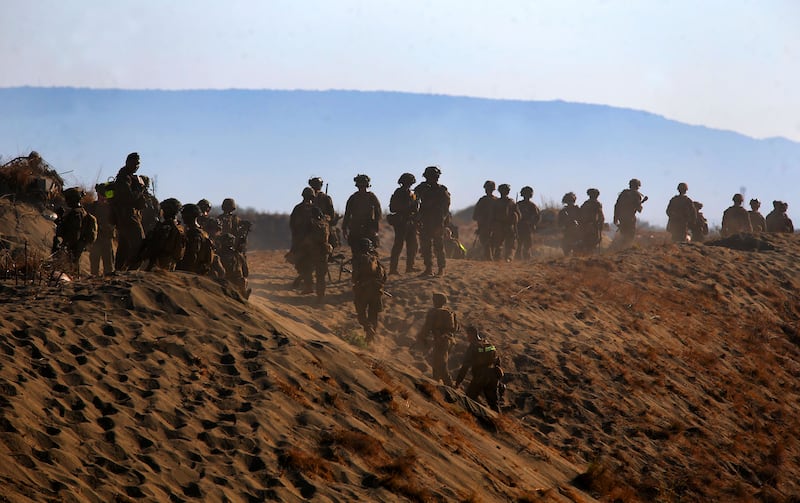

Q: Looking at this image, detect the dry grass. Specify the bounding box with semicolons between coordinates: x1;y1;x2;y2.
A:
375;449;433;502
277;447;335;481
320;428;383;460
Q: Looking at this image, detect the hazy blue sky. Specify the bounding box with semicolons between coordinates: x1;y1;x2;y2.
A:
3;0;799;141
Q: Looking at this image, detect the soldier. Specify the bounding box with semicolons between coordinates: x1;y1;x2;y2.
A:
87;186;115;276
690;201;709;242
558;192;582;256
721;193;753;236
388;172;420;274
472;181;497;260
489;184;520;261
579;188;604;254
415;292;459;386
218;197;250;254
309;176;340;251
613;178;647;247
342;174;382;253
139;198;185;271
515;185;540;260
749;199;767;233
139;176;161;235
415;166;451;276
197;199;218;235
351;238;387;343
111;152;146;271
666;182;697;243
52;187;97;276
454;325;503;413
766;201;794;233
176;203;216;275
289;188;316;290
300;207;331;300
217;232;251;299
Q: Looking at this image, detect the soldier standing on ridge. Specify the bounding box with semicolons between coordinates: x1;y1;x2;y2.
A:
749;199;767;233
472;181;497;260
489;184;520;261
111;152;146;270
690;201;709;242
289;188;317;292
415;292;459;386
415;166;451;276
721;193;753;236
342;174;382;253
558;192;582;256
613;178;646;247
197;199;218;236
87;186;115;276
176;203;216;276
309;176;340;251
139;197;185;271
666;182;697;243
766;201;794;233
53;187;97;277
579;188;604;254
388;172;420;275
515;185;540;260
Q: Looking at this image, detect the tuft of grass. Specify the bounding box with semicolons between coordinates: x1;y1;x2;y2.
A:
273;376;312;407
320;428;382;459
375;449;433;502
277;448;335;481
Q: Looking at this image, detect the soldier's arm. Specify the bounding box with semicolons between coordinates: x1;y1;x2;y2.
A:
454;348;473;387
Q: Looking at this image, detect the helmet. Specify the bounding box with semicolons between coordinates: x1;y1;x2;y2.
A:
498;184;511;195
562;192;577;204
308;177;323;189
587;188;600;198
397;172;416;185
629;178;641;189
677;182;688;193
217;233;236;248
750;198;760;209
483;180;496;190
63;187;84;207
432;292;447;307
423;166;441;179
160;198;182;218
773;200;782;209
222;198;236;212
354;174;371;187
732;193;744;204
125;152;140;166
302;187;315;200
357;237;374;253
520;186;533;198
197;199;212;212
181;203;201;221
693;201;704;210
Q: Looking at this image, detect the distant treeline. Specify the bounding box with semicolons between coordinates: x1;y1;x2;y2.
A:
233;209;291;250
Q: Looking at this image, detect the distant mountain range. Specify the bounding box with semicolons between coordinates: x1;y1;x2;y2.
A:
1;87;798;227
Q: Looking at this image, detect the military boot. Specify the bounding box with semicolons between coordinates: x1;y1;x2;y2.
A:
436;266;446;277
420;266;434;277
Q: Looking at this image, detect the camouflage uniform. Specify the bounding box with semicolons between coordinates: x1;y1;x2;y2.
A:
454;326;502;413
217;233;251;299
139;198;185;271
111;153;146;271
766;201;794;233
416;293;458;386
558;193;582;256
666;183;696;243
489;184;520;261
579;188;604;254
721;194;753;236
415;167;451;276
176;204;216;275
352;238;387;342
87;191;115;276
53;188;97;276
342;175;382;253
690;202;709;242
515;186;540;260
290;189;329;298
748;199;767;233
613;179;645;246
388;173;419;274
472;181;497;260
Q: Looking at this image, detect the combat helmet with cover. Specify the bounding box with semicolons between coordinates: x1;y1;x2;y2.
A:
308;177;324;190
397;172;416;186
181;203;201;223
63;187;84;208
629;178;641;190
562;192;577;204
520;186;534;198
498;184;511;195
483;180;496;191
222;198;237;212
160;198;182;219
423;166;441;180
197;199;212;213
354;174;371;187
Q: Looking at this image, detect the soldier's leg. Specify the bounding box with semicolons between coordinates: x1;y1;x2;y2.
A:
101;239;115;275
405;224;418;272
314;256;327;298
89;243;101;276
389;224;404;274
504;228;517;261
419;228;433;274
432;227;446;272
354;291;368;328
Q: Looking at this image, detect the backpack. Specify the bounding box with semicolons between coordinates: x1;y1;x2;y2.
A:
60;207;97;250
80;211;98;247
474;339;498;367
352;252;386;290
181;227;214;275
431;308;457;334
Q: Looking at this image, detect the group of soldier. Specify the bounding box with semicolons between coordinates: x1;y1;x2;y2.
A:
51;152;252;298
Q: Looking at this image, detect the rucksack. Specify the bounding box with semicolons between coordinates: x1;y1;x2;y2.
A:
60;208;97;249
431;307;457;334
474;339;497;367
352;252;386;290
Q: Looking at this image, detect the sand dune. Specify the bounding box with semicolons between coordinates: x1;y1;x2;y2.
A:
2;206;800;501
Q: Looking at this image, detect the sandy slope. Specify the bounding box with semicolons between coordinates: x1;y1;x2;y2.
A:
2;205;800;501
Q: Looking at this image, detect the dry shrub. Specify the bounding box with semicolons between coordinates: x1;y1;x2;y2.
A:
278;448;335;481
572;458;636;500
376;449;432;502
273;376;311;407
407;413;438;432
415;381;446;406
321;428;382;459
